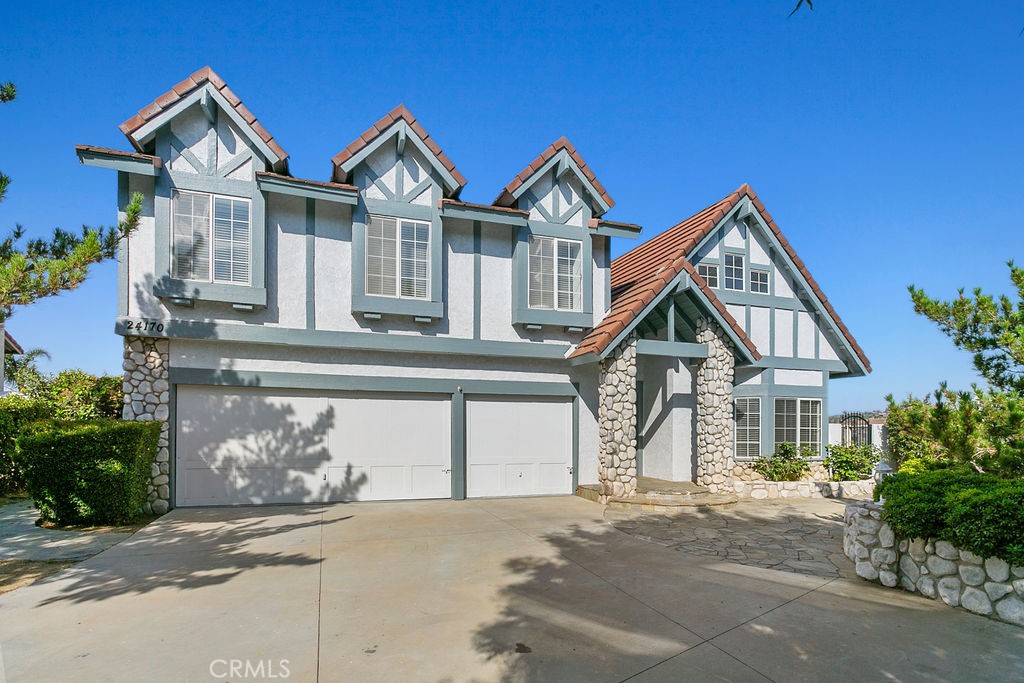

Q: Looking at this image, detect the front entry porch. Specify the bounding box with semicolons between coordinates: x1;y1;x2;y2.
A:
577;475;738;512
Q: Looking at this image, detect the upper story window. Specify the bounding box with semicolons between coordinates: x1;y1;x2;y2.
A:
724;253;744;290
750;269;769;294
697;263;719;288
528;235;582;311
172;190;250;285
366;215;430;300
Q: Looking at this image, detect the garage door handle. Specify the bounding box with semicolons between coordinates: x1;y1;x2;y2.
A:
567;466;574;474
442;468;452;474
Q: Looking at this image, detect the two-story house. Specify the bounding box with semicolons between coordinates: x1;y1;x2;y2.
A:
77;67;869;513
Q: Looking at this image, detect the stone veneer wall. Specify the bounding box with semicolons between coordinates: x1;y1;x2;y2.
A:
694;320;735;494
734;477;874;500
597;335;638;502
122;337;171;515
844;501;1024;627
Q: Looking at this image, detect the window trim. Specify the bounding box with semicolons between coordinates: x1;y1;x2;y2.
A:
151;131;268;308
773;397;823;458
749;268;769;295
351;198;444;319
697;263;719;288
512;221;593;329
724;253;745;291
734;397;761;460
527;235;583;313
171;190;253;287
364;214;432;301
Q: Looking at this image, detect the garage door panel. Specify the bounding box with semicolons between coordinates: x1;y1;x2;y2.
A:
177;387;451;506
466;397;572;498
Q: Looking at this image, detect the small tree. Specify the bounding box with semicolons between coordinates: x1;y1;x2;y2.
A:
909;263;1024;394
0;80;143;321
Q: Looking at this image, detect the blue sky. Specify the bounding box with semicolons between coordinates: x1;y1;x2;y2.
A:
1;1;1021;412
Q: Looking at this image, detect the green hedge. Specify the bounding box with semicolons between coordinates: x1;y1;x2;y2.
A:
823;443;878;481
0;395;51;494
876;469;1024;566
15;419;160;525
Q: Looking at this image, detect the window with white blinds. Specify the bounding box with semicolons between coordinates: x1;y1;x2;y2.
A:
734;397;761;460
774;397;822;456
528;236;582;311
366;215;430;299
172;190;250;285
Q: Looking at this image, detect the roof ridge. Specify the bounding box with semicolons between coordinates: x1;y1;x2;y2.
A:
493;137;615;215
119;66;288;166
330;104;466;190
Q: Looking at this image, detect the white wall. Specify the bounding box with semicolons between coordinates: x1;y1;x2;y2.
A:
638;357;696;482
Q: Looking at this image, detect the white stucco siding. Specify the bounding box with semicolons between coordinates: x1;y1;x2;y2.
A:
774;309;794;357
479;230;516;342
125;175;164;319
820;329;841;361
774;268;795;299
313;202;357;331
774;369;823;387
363;142;398;196
735;368;763;386
168;105;207;174
216;117;253;180
268;194;307;329
592;236;608;316
726;304;746;333
797;311;816;359
444;221;475;339
638;358;696;482
749;228;771;266
724;220;745;248
402;146;429;194
749;306;771;354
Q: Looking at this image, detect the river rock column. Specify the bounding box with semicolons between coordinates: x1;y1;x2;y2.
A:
598;334;638;502
122;336;171;515
695;319;735;494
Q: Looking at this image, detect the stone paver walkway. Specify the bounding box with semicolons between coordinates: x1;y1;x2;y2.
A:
0;500;135;561
606;496;854;578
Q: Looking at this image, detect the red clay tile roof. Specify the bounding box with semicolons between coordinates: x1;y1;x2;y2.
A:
4;330;23;355
438;198;529;217
569;184;871;373
255;171;358;193
494;137;615;216
330;105;466;191
119;66;289;166
74;144;163;170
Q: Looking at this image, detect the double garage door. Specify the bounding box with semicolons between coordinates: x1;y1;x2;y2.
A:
175;386;573;506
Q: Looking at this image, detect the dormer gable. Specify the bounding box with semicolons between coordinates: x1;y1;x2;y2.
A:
331;105;465;199
494;137;614;222
119;66;288;175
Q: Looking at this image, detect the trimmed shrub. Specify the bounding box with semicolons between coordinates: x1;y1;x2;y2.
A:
15;419;160;525
0;394;51;493
945;482;1024;566
823;443;878;481
44;370;122;421
751;442;813;482
876;468;1024;565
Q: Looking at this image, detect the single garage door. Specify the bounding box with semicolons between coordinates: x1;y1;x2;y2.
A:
466;397;573;497
175;386;451;506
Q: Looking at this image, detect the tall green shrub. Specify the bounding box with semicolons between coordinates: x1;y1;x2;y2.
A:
44;370;121;420
823;443;878;481
0;393;49;493
16;419;159;525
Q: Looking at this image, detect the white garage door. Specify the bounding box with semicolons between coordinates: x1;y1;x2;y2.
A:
175;387;451;506
466;397;573;498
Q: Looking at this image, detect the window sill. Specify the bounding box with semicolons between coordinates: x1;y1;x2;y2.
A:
352;292;443;319
153;278;267;307
513;307;593;329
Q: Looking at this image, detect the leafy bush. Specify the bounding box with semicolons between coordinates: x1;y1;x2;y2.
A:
876;468;1024;565
751;442;812;481
0;394;50;493
43;370;121;421
15;419;160;525
823;443;878;481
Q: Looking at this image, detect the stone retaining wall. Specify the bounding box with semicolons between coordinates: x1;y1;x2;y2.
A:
122;336;171;515
844;501;1024;627
734;478;874;500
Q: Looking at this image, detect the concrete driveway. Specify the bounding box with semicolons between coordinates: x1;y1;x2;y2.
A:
0;496;1021;682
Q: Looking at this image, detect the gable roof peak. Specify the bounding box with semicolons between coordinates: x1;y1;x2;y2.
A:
493;137;615;216
331;104;466;194
119;66;288;170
